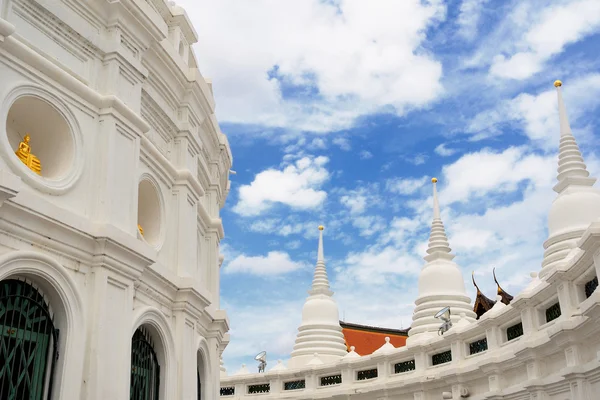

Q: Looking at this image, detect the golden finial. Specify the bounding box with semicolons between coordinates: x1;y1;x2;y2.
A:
15;134;41;175
138;224;144;236
318;225;324;231
431;177;438;183
554;80;562;87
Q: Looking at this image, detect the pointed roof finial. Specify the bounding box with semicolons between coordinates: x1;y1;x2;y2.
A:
310;225;332;295
432;177;440;219
493;268;514;305
553;80;595;193
425;178;451;258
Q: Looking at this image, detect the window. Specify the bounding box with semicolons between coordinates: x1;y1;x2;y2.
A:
247;384;269;394
220;387;235;396
469;338;488;355
394;359;416;373
320;374;342;386
432;350;452;366
0;279;59;400
506;322;524;341
545;302;561;323
585;277;598;298
356;368;378;380
284;380;305;390
130;327;160;400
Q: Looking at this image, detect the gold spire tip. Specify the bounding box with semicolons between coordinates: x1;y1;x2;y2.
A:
431;177;438;183
554;80;562;87
318;225;324;231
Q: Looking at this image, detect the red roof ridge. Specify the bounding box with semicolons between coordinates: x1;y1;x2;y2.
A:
339;321;409;336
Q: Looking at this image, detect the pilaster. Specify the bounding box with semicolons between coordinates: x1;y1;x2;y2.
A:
557;281;578;317
91;115;139;234
173;310;197;399
172;185;198;278
83;269;136;399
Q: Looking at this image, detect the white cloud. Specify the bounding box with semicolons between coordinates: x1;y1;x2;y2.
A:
466;73;600;149
351;216;387;237
234;155;330;216
440;146;554;204
225;251;308;276
338;245;422;286
457;0;489;40
175;0;446;133
332;137;352;151
386;177;427;195
489;0;600;80
406;153;428;165
359;150;373;159
435;143;459;157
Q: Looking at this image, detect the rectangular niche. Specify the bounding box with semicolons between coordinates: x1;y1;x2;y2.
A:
469;337;488;355
320;374;342;386
432;350;452;366
220;387;235;396
247;383;270;394
506;322;524;341
545;302;562;323
284;380;305;391
356;368;378;381
585;276;598;298
394;359;416;374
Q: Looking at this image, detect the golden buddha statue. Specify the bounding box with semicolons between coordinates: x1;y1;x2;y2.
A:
138;224;144;236
15;134;41;175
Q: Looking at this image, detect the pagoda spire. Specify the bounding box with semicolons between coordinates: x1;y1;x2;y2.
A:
310;225;332;295
553;80;596;193
541;81;600;277
425;177;451;259
408;178;476;342
288;225;347;368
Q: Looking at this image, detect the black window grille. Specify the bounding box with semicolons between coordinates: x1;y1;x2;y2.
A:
130;327;160;400
197;370;202;400
506;322;524;341
220;387;235;396
545;302;561;323
320;374;342;386
585;276;598;298
469;338;488;355
284;380;305;390
356;368;378;380
248;384;270;394
0;279;59;400
394;359;416;373
432;350;452;366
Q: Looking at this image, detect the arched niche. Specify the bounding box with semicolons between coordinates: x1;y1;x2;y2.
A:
0;251;85;400
131;307;177;400
1;85;83;194
197;338;213;400
137;176;164;249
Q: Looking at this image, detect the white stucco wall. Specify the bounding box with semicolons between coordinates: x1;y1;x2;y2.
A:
220;225;600;400
0;0;232;398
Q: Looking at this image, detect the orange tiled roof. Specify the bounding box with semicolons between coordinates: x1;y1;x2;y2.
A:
340;321;408;356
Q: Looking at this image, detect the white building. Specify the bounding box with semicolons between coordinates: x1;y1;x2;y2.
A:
0;0;231;399
220;81;600;399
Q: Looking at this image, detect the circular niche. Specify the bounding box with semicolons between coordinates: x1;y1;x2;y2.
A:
137;179;163;247
6;96;75;180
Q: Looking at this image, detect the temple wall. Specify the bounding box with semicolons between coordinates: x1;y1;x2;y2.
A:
0;0;232;398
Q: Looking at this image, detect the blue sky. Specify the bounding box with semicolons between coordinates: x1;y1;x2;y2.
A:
175;0;600;372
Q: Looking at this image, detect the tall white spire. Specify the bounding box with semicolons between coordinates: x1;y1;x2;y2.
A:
541;81;600;277
310;226;332;295
288;226;347;369
408;178;476;343
425;178;451;259
553;80;595;193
